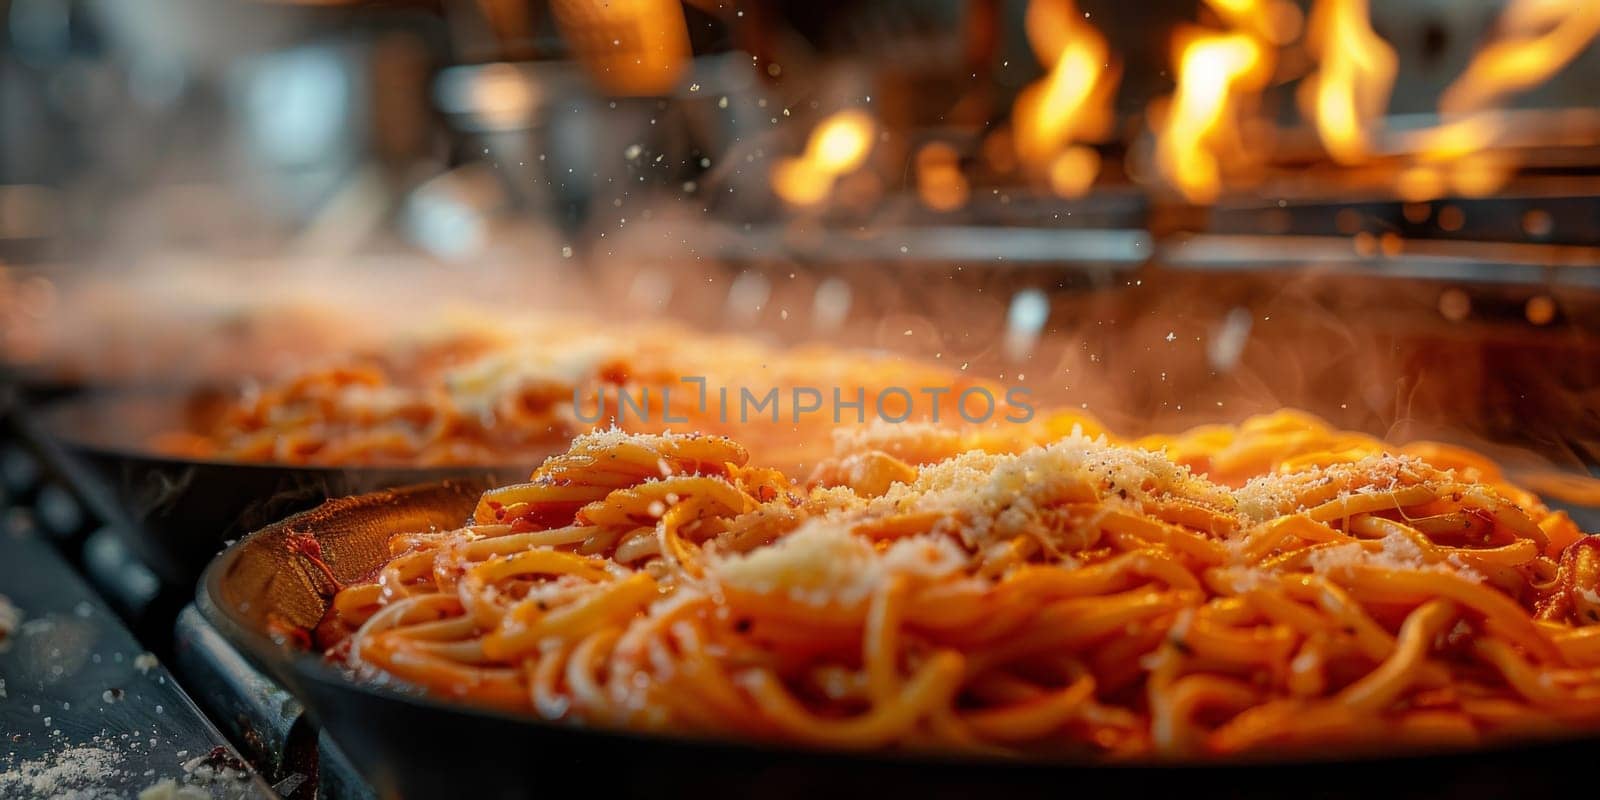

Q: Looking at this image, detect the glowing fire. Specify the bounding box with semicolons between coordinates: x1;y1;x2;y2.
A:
1204;0;1304;46
1395;125;1515;201
809;112;876;174
1407;115;1504;164
1155;30;1268;203
771;110;877;207
1145;0;1600;201
1301;0;1397;164
550;0;691;96
1012;0;1117;197
915;142;970;212
1394;0;1600;199
778;0;1596;206
1439;0;1600;114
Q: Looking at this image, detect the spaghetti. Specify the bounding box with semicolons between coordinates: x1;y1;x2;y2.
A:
155;323;995;472
310;414;1600;758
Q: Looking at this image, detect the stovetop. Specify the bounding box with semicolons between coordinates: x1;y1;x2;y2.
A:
0;399;373;800
0;518;278;798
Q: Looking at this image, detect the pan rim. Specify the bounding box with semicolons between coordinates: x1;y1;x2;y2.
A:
35;388;542;475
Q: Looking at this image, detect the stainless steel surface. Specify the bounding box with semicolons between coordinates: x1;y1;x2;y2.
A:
0;520;272;798
173;606;310;786
173;605;378;799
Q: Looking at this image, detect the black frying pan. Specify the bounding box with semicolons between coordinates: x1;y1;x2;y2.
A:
34;390;532;586
1;362;95;404
199;484;1597;800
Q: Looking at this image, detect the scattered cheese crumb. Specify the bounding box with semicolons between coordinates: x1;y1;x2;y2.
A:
137;778;210;800
0;746;123;799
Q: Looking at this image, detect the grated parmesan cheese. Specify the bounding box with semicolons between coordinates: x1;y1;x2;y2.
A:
137;778;211;800
1306;530;1483;582
561;426;731;456
881;535;968;579
443;335;619;416
710;523;966;605
615;429;1523;606
858;432;1238;550
1235;454;1440;524
0;746;123;800
828;422;967;464
711;520;881;605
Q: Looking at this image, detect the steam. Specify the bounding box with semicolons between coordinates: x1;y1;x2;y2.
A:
0;251;598;388
592;217;1600;483
4;0;1597;500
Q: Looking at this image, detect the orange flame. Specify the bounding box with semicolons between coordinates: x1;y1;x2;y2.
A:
1155;30;1268;203
550;0;691;96
1396;0;1600;200
1394;121;1515;201
772;110;877;207
1408;115;1505;164
808;112;876;174
1440;0;1600;114
1012;0;1118;197
1300;0;1397;164
1205;0;1304;45
915;143;971;212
